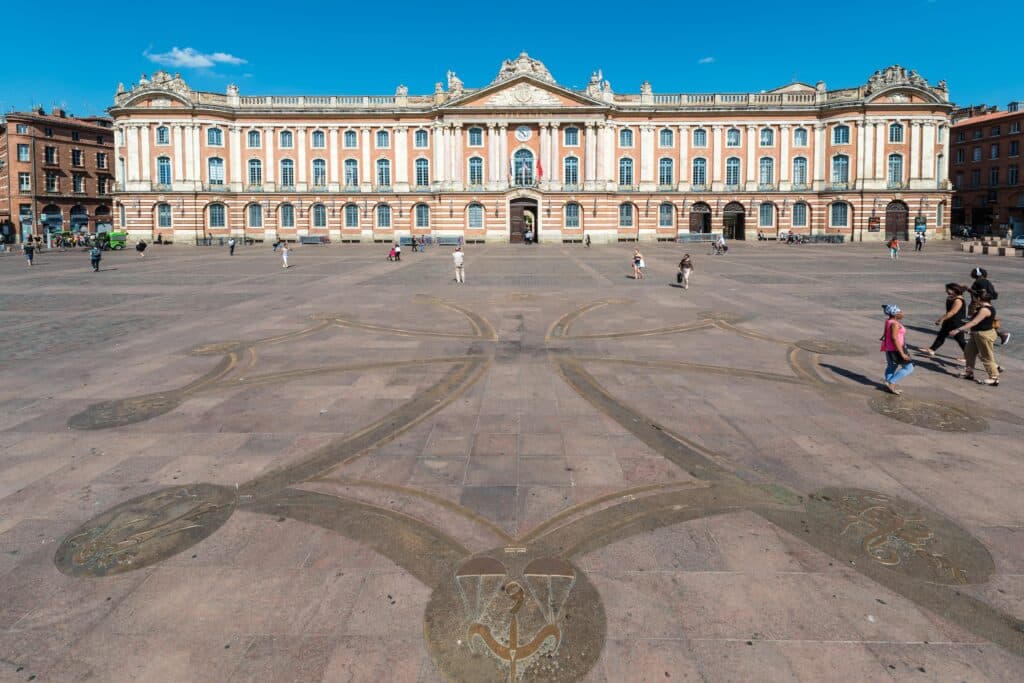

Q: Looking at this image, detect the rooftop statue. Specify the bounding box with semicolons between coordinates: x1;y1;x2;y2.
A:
493;52;555;84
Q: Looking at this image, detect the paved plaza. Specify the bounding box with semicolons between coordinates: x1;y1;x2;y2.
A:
0;239;1022;682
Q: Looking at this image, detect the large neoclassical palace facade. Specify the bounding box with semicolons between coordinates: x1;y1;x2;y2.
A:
110;54;953;244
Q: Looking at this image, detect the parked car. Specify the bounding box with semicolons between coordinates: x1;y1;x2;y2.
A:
1011;235;1024;248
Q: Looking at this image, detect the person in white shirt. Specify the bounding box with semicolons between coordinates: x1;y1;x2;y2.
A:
452;246;465;284
281;244;290;268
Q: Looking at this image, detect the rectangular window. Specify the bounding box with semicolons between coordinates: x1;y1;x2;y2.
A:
18;173;31;191
692;129;707;147
376;130;390;148
973;130;983;139
97;134;104;144
726;129;741;147
414;130;428;148
990;143;999;159
16;124;28;134
97;152;107;169
791;203;807;227
972;147;982;162
565;203;580;228
71;149;83;166
659;129;674;147
1010;122;1021;133
1008;165;1019;185
17;144;29;161
970;169;980;187
990;167;999;186
44;147;57;164
45;127;54;137
954;149;964;164
991;126;1001;136
468;128;483;146
832;126;850;145
955;131;965;142
1010;141;1019;157
46;173;58;191
759;128;773;146
564;127;579;146
792;128;808;146
955;173;963;188
74;174;85;193
344;130;357;148
71;131;80;141
311;131;326;148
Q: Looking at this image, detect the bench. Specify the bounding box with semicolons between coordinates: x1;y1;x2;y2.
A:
436;236;463;246
300;235;330;245
676;234;715;243
398;236;417;246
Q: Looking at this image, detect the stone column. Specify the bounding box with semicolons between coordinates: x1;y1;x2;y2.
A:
328;127;339;187
265;127;276;186
451;123;463;189
361;127;372;191
394;126;409;191
139;124;151;183
678;125;689;188
486;123;498;189
296;127;307;188
874;122;885;180
921;122;936;179
744;125;756;190
639;123;655;190
433;123;446;188
126;123;140;184
498;123;508;189
191;125;201;189
538;122;550;189
863;122;875;183
711;125;723;189
910;121;922;180
779;124;790;188
584;122;597;188
855;122;866;190
172;125;183;182
229;125;242;190
549;123;560;185
812;123;826;189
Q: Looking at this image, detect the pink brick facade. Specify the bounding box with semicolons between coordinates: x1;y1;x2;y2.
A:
108;57;953;244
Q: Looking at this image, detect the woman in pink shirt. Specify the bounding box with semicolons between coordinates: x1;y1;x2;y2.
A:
880;304;914;395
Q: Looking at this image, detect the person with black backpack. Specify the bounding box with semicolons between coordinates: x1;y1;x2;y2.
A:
89;244;102;272
970;267;1010;346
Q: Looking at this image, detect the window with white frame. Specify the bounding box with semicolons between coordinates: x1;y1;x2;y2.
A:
972;146;982;161
344;130;357;148
468;157;483;186
759;157;774;186
725;157;741;186
415;203;430;227
377;204;391;228
157;157;171;185
659;128;674;147
792;157;808;186
248;159;262;186
376;159;391;187
248;203;263;228
619;128;634;147
311;130;326;148
248;130;261;148
207;127;223;146
760;128;774;146
157;203;172;228
889;123;904;143
376;130;390;148
830;202;849;227
280;203;295;228
344;203;359;227
793;128;808;146
279;130;293;148
156;126;170;145
831;154;849;183
468;203;484;228
565;202;580;228
73;174;85;193
726;128;741;146
692;128;707;147
692;158;707;186
564;157;579;186
887;154;903;186
659;202;674;227
414;130;428;148
16;124;28;134
312;204;326;228
415;158;430;187
344;159;358;187
1010;141;1019;156
208;157;225;185
468;127;483;147
17;144;29;162
208;203;226;227
619;158;634;186
312;159;327;187
832;124;850;145
618;203;634;227
658;158;673;186
792;202;808;227
564;127;579;146
279;159;294;187
759;203;774;227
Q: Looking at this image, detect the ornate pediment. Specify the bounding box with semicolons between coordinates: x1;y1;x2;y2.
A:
483;82;564;107
116;70;194;107
864;65;947;102
491;52;555;85
447;75;601;110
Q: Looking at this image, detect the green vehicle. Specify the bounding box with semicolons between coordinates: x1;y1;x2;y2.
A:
106;231;128;250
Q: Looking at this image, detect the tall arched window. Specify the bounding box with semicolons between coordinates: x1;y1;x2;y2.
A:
279;203;295;228
468;203;484;229
376;159;391;188
312;159;327;187
376;204;391;228
564;156;579;186
156;126;170;145
279;130;293;148
659;128;674;147
792;157;808;186
248;203;262;228
157;156;171;185
759;157;774;186
831;155;850;184
208;203;226;227
888;153;904;187
619;128;634;147
513;149;534;186
208;157;225;185
248;159;262;186
415;203;430;228
343;130;357;148
415;158;430;187
618;158;634;187
564;127;579;146
279;159;295;187
659;202;674;227
247;130;261;148
830;202;850;227
692;158;707;187
344;203;359;228
311;130;326;148
468;157;483;186
725;157;741;186
658;158;674;186
207;127;223;146
692;128;707;147
759;203;775;227
618;203;634;227
311;204;326;228
565;202;581;228
157;203;172;228
889;123;904;143
792;202;808;227
344;159;358;187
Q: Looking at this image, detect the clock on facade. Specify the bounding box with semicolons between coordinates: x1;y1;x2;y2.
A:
514;126;532;142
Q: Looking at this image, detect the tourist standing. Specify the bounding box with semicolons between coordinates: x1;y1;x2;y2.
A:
970;267;1010;345
281;244;290;268
678;254;694;290
89;244;102;272
394;242;402;261
880;304;914;395
23;241;35;266
888;237;900;260
632;249;644;279
914;233;924;251
453;246;465;283
924;283;967;360
953;290;999;386
228;237;236;255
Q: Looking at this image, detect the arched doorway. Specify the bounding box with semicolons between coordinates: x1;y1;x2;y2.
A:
509;197;538;243
70;205;89;233
723;201;746;240
95;206;112;234
885;201;909;240
688;202;711;234
41;204;63;234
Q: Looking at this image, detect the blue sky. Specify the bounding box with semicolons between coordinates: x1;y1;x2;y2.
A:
2;0;1022;118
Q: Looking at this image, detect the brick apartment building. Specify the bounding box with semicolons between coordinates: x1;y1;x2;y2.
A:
0;109;115;243
949;102;1024;236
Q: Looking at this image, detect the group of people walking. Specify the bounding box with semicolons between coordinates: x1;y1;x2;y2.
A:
881;266;1008;394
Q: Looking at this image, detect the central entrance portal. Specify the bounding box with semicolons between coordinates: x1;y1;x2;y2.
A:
723;202;746;240
509;198;538;244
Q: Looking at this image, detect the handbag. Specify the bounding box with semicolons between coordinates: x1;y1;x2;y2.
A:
677;272;683;284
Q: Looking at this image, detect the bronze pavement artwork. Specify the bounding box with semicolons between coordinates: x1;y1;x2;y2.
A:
56;298;1024;681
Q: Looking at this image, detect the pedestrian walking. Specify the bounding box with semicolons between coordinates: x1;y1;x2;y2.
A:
914;233;924;251
452;246;465;284
678;254;694;290
272;237;281;252
23;241;35;266
394;242;402;261
923;283;967;360
969;267;1010;345
584;233;591;248
953;290;999;386
880;304;914;395
632;249;644;279
136;239;147;258
281;244;290;268
89;244;102;272
888;237;900;260
228;237;236;255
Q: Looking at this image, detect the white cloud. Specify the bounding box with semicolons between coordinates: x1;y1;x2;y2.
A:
698;56;715;65
145;47;247;69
